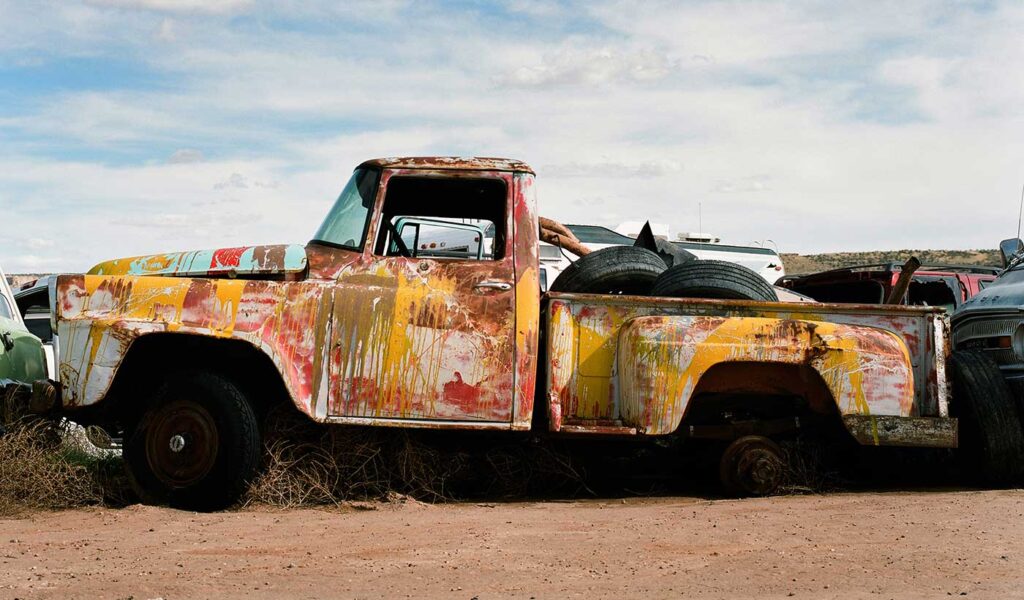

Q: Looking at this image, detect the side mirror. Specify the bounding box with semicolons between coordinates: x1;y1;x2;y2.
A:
999;238;1023;268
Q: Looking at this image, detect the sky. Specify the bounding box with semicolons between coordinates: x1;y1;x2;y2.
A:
0;0;1022;273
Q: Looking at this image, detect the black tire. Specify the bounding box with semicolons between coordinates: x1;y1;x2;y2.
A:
650;259;778;302
549;246;666;295
125;371;261;511
948;350;1024;486
719;435;786;497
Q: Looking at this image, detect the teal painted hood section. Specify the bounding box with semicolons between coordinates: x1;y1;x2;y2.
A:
87;244;308;278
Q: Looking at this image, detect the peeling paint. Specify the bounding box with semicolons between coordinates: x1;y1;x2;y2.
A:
546;294;941;438
88;244;307;279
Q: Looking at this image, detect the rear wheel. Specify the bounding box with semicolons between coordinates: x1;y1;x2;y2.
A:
719;435;786;496
651;260;778;302
125;371;261;511
549;246;666;295
948;350;1024;486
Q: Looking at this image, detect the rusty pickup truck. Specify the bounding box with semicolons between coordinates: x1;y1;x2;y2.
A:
33;157;988;510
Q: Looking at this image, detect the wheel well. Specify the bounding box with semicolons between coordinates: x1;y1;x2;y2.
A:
681;362;846;439
84;333;296;429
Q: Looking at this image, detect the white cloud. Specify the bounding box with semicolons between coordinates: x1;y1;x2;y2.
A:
713;175;772;194
498;46;679;88
589;1;932;66
84;0;252;15
26;238;54;250
541;159;683;178
168;148;204;164
3;92;190;144
213;172;278;190
155;17;176;41
213;172;248;190
1;1;1023;273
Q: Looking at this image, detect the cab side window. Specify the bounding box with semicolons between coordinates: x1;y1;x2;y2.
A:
373;177;506;261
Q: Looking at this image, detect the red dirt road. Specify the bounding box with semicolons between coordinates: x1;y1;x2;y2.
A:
2;490;1023;599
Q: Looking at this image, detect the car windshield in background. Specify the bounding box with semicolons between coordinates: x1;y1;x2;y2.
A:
0;293;12;319
311;168;380;251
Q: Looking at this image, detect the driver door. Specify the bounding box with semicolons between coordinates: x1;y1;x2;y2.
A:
327;171;517;423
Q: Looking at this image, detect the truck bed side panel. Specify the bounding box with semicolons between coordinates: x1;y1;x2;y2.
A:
545;293;946;435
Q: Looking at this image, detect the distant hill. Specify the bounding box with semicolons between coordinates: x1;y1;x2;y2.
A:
781;249;1001;275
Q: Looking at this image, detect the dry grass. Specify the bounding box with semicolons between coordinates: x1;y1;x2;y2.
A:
1;385;886;513
244;410;591;508
0;388;128;516
777;439;844;494
0;421;103;515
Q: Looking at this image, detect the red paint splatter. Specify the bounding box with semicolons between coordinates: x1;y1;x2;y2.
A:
443;371;481;411
210;247;247;270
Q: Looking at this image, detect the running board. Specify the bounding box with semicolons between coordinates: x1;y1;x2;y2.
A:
843;415;958;448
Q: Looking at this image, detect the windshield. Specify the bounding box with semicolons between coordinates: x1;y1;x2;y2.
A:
311;167;380;250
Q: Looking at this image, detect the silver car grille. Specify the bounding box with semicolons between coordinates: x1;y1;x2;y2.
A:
954;315;1022;367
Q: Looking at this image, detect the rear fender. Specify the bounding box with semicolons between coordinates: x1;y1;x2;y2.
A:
616;316;914;435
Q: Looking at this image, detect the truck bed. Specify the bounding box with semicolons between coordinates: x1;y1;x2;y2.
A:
543;292;952;446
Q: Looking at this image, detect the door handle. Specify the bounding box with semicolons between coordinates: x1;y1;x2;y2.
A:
474;281;513;292
1;332;13;351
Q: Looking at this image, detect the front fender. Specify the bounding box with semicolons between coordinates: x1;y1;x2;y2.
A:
55;273;329;416
616;316;914;435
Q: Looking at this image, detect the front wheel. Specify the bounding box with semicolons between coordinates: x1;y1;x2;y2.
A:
948;350;1024;486
125;371;261;511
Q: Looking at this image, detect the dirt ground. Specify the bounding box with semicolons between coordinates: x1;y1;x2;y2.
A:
2;489;1023;600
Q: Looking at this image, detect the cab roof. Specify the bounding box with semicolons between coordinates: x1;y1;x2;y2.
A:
358;156;534;174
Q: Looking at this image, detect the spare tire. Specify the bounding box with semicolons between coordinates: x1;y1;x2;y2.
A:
948;349;1024;486
650;259;779;302
549;246;666;295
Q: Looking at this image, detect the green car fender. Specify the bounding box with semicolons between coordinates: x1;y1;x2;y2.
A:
0;321;47;384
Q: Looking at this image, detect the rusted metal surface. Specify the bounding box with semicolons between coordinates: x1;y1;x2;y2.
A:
320;168;520;424
88;244;308;279
511;172;541;430
884;256;922;304
842;415;957;447
358;156;534;174
55;166;538;430
539;226;590;258
56;273;329;412
545;293;946;442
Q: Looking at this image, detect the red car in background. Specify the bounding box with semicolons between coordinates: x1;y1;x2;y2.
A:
777;263;998;311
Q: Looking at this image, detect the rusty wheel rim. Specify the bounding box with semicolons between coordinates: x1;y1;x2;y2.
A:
720;436;785;496
144;400;219;489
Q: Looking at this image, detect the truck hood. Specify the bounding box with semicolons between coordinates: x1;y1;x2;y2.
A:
952;268;1024;323
87;244;308;279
